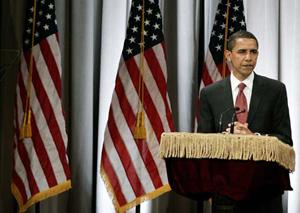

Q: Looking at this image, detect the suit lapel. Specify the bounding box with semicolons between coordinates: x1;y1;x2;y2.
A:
222;77;234;110
247;74;264;126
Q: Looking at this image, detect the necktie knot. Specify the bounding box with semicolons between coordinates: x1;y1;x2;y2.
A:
238;83;246;91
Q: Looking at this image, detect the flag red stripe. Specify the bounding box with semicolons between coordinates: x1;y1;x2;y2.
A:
143;48;166;97
115;75;163;188
16;78;40;196
13;95;28;203
13;170;28;203
202;65;213;86
18;61;58;187
101;149;127;206
107;109;145;197
144;48;174;131
158;42;175;131
39;39;62;97
16;140;40;195
24;52;71;179
125;59;165;141
115;75;136;130
30;115;58;186
215;63;230;77
17;70;46;195
135;140;163;187
55;32;60;43
161;42;167;60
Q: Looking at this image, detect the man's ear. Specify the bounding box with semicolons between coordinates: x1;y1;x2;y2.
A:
224;49;231;62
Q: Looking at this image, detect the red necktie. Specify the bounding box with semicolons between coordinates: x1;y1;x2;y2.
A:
235;83;248;123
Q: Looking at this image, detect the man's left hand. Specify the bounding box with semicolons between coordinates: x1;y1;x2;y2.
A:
225;122;254;135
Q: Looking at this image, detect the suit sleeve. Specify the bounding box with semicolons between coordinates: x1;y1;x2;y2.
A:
270;84;293;146
198;89;215;133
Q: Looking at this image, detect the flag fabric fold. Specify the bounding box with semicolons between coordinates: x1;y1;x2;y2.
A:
12;0;71;212
100;0;175;212
195;0;246;130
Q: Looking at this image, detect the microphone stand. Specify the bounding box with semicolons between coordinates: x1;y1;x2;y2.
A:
230;109;246;134
230;113;235;134
218;107;239;133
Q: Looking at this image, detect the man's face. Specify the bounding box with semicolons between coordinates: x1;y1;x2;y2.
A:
225;38;258;81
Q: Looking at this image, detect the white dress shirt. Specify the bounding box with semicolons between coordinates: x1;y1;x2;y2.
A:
230;72;254;110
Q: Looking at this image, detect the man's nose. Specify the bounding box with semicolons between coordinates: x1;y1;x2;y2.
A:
245;52;252;60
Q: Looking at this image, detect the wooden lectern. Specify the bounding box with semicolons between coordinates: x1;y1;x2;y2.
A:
160;132;295;201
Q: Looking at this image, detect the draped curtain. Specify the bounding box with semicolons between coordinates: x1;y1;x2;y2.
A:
0;0;299;213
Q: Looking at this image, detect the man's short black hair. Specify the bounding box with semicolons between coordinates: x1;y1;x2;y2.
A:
227;31;259;51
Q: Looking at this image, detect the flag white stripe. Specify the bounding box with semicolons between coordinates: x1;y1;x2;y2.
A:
14;146;32;199
23;138;49;191
118;60;168;184
20;47;66;184
206;50;222;82
132;55;171;134
14;81;37;196
145;46;173;128
29;88;66;183
144;57;171;133
47;35;62;76
33;45;68;148
16;86;25;132
17;53;29;127
152;44;167;80
104;127;136;201
144;119;169;184
111;86;155;193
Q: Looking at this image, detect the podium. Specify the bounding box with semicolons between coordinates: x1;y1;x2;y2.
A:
160;132;295;201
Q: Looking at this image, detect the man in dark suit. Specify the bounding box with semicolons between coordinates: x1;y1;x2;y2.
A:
198;31;293;213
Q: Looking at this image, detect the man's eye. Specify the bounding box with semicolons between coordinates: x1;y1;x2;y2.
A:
236;50;258;54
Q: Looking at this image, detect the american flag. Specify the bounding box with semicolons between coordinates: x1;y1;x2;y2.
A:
12;0;71;212
195;0;246;129
100;0;174;212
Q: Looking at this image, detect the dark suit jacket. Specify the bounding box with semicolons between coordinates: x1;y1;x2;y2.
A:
198;73;293;146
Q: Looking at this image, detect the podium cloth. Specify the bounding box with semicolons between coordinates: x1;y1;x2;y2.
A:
160;133;295;201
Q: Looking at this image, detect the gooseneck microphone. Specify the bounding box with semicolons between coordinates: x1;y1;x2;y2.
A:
218;107;240;133
230;108;246;134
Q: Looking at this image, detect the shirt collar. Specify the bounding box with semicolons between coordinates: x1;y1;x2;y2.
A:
230;71;254;90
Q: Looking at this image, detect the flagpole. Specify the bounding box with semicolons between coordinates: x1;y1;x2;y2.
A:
136;204;140;213
221;0;231;78
35;202;40;213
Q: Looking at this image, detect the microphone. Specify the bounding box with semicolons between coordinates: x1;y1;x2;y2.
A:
230;108;246;134
218;107;240;133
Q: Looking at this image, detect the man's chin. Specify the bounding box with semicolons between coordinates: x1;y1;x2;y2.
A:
241;68;254;74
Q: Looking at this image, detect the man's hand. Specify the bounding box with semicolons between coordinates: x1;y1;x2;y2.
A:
225;122;254;135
